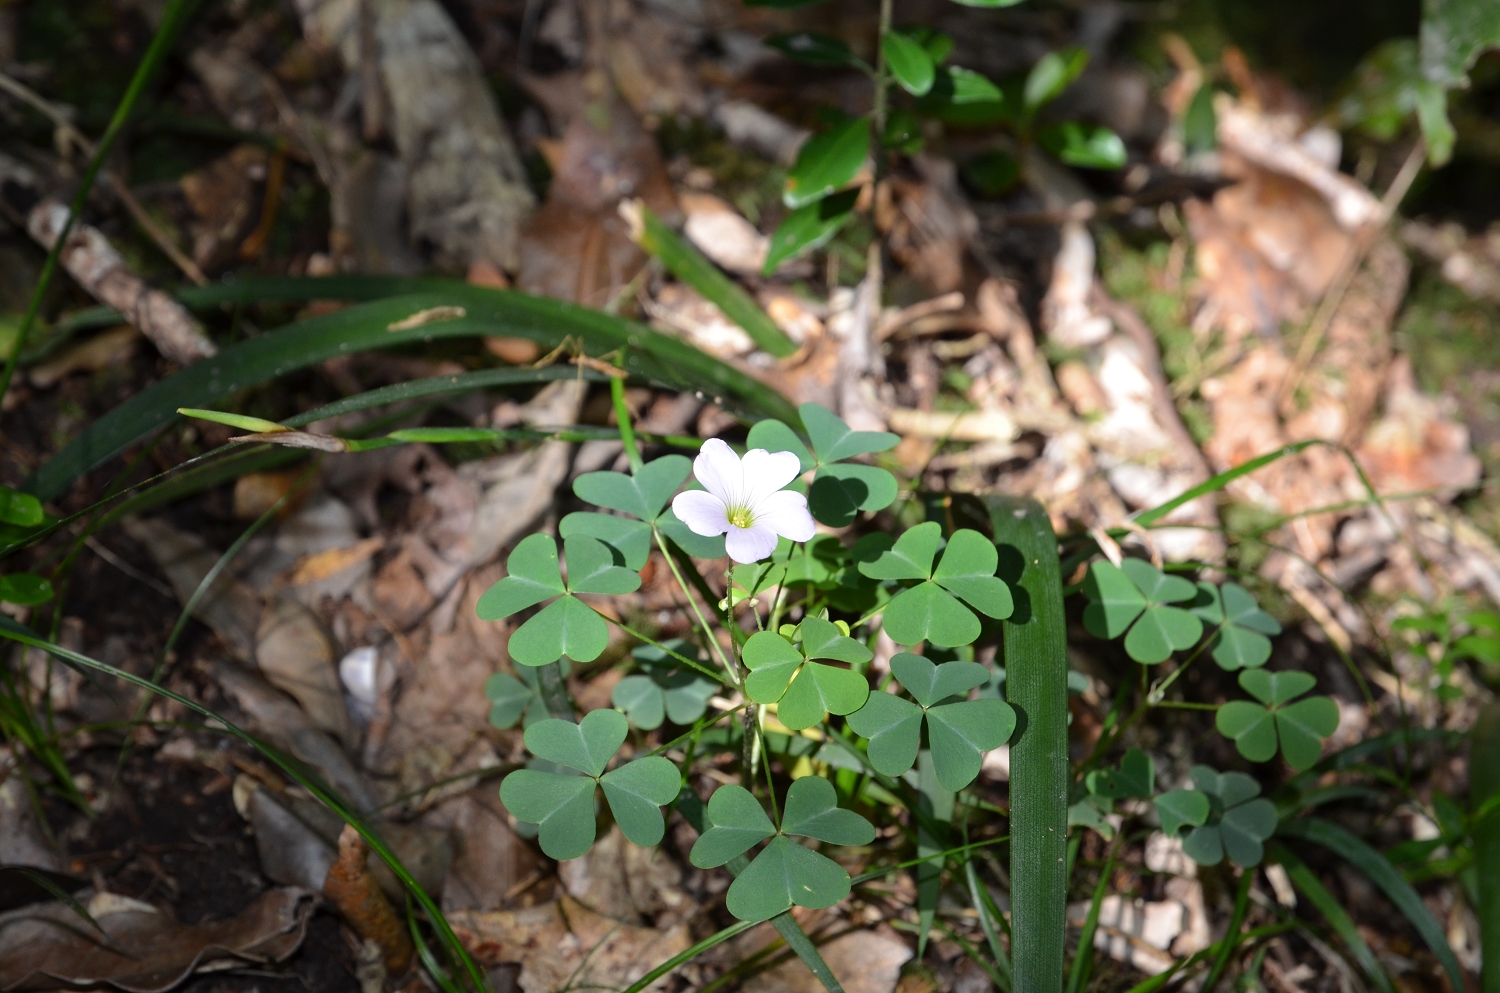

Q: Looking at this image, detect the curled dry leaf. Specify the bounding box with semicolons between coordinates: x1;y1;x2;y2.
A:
0;887;313;993
323;824;414;975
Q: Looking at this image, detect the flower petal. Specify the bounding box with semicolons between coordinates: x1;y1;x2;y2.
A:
752;489;816;542
672;490;731;537
725;524;780;564
740;448;804;506
692;438;744;508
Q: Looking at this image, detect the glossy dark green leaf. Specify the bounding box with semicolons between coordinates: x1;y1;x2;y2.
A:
766;31;863;68
846;691;924;776
563;535;642;595
499;771;597;860
599;757;681;847
883;31;935;95
1154;789;1209;836
1022;47;1088;113
927;699;1016;790
858;520;941;580
943;66;1004;104
1038;122;1127;169
690;785;776;867
573;455;691;521
881;581;980;647
726;836;851;921
932;529;1013;619
781;776;875;845
0;573;53;606
784;117;869;210
559;512;652;571
476;533;565;620
524;709;629;776
763;189;859;274
0;487;43;527
508;595;609;666
889;653;988;707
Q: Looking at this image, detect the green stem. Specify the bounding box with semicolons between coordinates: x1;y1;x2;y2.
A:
0;0;199;414
1202;869;1254;992
610;363;644;472
536;661;574;720
872;0;894;137
653;529;736;680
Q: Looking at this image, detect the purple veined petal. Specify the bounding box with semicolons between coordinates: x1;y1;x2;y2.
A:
693;438;744;507
672;490;731;536
739;449;805;507
724;523;781;564
752;489;816;542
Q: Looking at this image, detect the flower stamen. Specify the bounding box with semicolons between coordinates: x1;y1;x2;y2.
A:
727;506;754;529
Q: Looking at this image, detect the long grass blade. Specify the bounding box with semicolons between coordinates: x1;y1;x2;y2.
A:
619;919;761;993
1133;441;1320;528
1202;868;1254;991
1066;834;1121;993
964;849;1013;992
988;495;1067;993
27;285;798;501
0;617;489;993
1270;844;1395;993
1279;817;1463;992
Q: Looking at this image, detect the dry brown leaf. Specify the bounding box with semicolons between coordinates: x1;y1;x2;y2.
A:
287;537;385;586
255;595;353;746
28;326;140;390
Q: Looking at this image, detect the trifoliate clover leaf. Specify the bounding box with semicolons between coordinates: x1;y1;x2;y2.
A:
742;620;871;730
574;455;691;521
559;513;652;570
693;777;874;922
1154;789;1210;836
499;709;680;859
1179;766;1278;868
1086;748;1154;799
1216;669;1339;771
745;402;899;527
1191;581;1281;670
611;641;721;730
847;653;1015;790
571;454;727;563
860;524;1013;647
476;534;639;666
1082;559;1202;664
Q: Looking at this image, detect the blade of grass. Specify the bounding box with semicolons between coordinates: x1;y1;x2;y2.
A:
1278;817;1463;993
1269;844;1395;993
1472;702;1500;993
0;617;489;993
1133;441;1321;528
1201;868;1254;992
0;0;199;412
618;919;761;993
988;495;1067;993
27;285;798;501
963;818;1013;993
1067;832;1122;993
627;202;797;358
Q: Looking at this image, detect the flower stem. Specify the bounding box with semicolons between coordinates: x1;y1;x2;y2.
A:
653;529;738;683
536;661;574;720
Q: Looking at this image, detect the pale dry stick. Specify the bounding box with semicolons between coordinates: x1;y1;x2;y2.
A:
1277;139;1428;414
0;69;209;286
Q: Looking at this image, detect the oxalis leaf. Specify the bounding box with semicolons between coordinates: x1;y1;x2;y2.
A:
1179;766;1278;868
1216;669;1339;771
574;455;691;522
500;710;680;859
742;619;871;729
745;403;899;527
1191;581;1280;670
1087;748;1154;799
846;653;1015;790
612;641;720;730
862;525;1013;646
485;665;570;729
1082;559;1202;664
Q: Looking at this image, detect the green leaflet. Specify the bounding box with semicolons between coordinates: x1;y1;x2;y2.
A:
1178;766;1277;868
883;31;936;95
612;641;720;730
847;653;1014;790
0;573;53;606
860;524;1013;646
1082;559;1202;664
500;711;680;860
1191;581;1281;671
742;619;871;730
1153;790;1210;837
1087;748;1154;799
1216;670;1340;771
727;836;852;921
745;403;899;527
784;117;870;209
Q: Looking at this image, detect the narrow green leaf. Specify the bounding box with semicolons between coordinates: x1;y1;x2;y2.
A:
500;771;597;860
600;757;681;848
691;785;777;868
784;117;870;209
859;521;942;580
1470;703;1500;993
846;691;924;777
507;595;609;666
883;31;936;95
988;496;1068;993
727;836;852;921
1023;47;1088;113
524;709;628;776
763;189;860;275
564;535;642;595
1272;846;1396;993
177;408;290;434
780;776;875;845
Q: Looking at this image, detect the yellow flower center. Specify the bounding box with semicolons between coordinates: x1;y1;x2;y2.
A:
727;505;755;529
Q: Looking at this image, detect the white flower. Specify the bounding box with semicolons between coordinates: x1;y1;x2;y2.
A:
672;438;816;564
